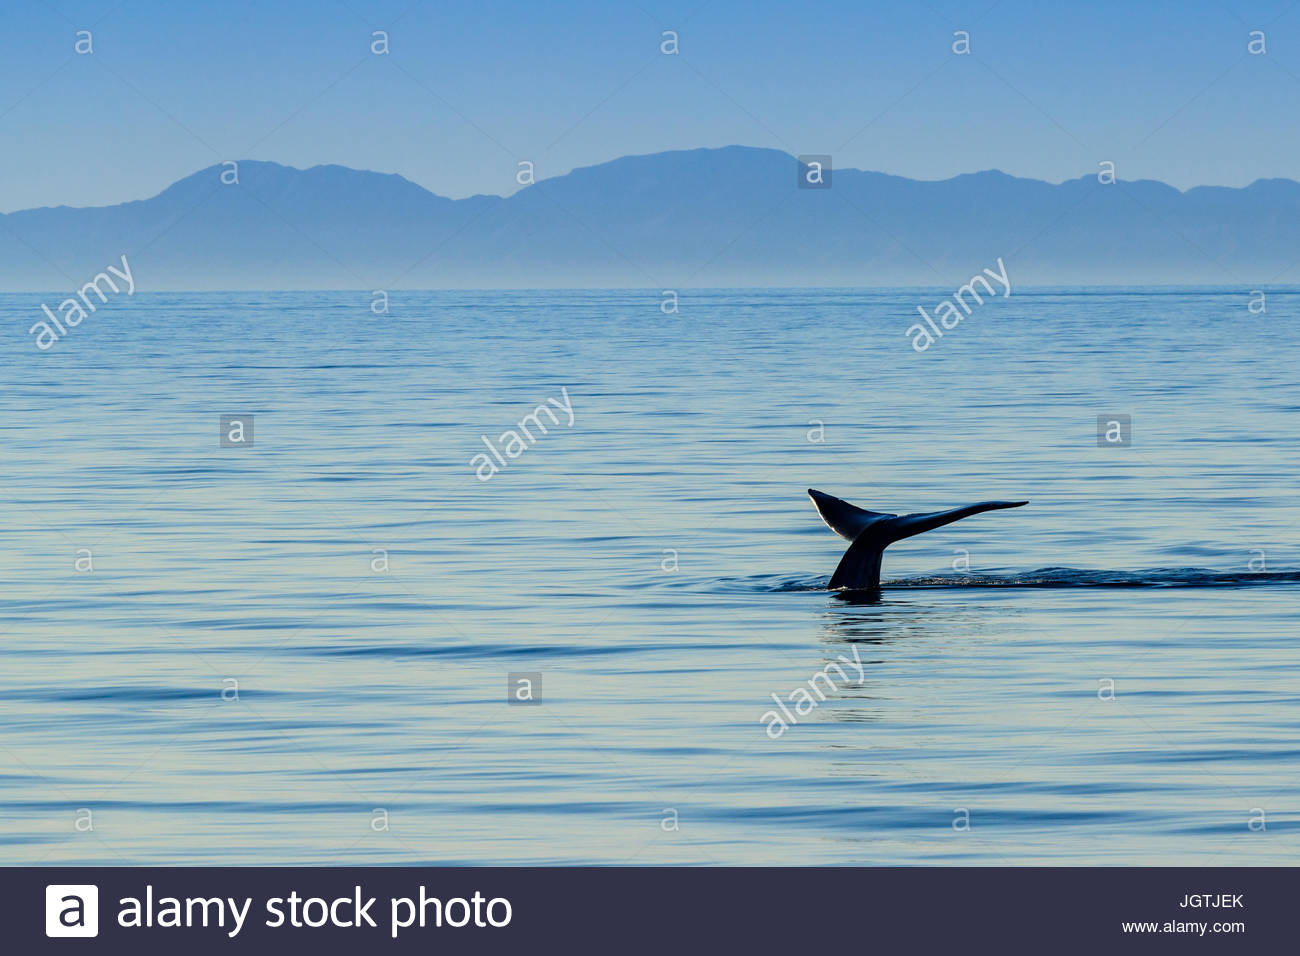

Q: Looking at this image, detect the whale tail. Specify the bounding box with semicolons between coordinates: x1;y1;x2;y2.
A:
808;489;1027;591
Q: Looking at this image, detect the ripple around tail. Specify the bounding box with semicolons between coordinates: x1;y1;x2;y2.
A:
723;568;1300;593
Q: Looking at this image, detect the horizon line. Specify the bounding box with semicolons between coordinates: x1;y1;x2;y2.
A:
3;283;1296;296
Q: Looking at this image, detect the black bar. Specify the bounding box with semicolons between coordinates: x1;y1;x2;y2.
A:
8;867;1289;953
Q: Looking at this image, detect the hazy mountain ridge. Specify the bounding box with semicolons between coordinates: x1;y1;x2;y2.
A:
2;146;1297;290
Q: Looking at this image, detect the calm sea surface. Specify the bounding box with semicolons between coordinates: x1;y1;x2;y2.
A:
1;287;1298;865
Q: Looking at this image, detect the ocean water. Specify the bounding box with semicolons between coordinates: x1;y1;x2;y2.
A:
1;287;1298;865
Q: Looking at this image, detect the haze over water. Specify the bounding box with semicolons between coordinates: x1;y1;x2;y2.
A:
1;287;1297;864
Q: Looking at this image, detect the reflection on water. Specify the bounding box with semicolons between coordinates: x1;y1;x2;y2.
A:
1;287;1299;865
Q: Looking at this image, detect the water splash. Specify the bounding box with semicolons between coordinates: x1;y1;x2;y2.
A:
724;568;1300;593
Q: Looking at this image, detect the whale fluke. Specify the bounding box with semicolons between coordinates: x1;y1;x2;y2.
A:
808;489;1027;591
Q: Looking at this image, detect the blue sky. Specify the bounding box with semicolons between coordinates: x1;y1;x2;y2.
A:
3;0;1299;211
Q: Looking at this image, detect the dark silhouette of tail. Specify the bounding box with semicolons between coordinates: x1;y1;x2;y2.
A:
808;489;1027;591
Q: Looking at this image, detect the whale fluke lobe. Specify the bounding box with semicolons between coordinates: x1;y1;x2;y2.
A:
806;488;896;540
807;489;1027;591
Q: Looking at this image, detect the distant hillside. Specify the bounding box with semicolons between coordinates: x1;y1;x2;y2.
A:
2;147;1297;289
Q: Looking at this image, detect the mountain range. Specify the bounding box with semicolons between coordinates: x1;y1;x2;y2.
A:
2;146;1298;290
